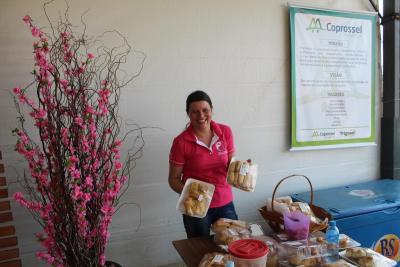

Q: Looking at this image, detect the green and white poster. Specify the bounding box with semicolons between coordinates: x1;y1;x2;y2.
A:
290;6;377;150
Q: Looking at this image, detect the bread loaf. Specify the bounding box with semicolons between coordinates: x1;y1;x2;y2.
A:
227;159;257;191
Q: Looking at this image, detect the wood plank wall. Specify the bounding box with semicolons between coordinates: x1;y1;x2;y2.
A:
0;152;22;267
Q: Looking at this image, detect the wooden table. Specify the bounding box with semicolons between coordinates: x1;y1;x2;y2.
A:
172;236;225;267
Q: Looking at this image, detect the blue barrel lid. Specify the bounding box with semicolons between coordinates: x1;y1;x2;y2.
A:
291;179;400;219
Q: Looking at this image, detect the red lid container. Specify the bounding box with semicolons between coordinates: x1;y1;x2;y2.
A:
228;239;269;259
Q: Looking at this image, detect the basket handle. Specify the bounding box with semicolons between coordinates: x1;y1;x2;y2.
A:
271;174;313;212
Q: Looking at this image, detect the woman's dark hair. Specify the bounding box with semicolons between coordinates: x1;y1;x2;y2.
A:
186;90;213;114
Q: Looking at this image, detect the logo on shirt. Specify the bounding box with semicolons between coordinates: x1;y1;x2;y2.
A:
215;141;226;153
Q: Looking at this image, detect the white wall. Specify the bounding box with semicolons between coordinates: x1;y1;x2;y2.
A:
0;0;380;266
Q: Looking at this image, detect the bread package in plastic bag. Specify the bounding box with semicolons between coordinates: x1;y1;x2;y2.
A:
198;252;233;267
211;218;251;245
227;158;258;192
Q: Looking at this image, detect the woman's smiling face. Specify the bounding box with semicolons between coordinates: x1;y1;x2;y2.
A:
188;100;213;130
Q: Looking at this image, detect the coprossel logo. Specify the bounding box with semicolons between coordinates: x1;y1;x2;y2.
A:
306;18;324;33
373;234;400;261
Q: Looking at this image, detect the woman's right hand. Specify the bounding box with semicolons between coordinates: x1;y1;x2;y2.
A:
168;163;184;194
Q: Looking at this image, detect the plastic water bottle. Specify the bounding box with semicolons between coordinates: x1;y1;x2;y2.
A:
325;220;340;262
225;260;234;267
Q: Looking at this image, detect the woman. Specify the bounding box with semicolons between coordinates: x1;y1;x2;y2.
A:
169;90;238;238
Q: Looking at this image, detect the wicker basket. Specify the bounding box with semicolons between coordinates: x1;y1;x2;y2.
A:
259;174;331;233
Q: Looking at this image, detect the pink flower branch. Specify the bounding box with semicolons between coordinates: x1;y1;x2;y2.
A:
12;2;146;266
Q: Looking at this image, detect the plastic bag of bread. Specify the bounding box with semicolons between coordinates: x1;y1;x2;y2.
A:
176;178;215;218
198;252;233;267
211;218;251;245
227;158;258;192
266;196;292;211
212;218;249;232
266;196;328;228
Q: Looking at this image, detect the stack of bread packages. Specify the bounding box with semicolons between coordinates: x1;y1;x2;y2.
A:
211;218;251;246
227;159;258;192
266;196;328;231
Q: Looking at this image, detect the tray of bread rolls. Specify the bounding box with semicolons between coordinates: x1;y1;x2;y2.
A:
279;239;330;267
339;247;397;267
176;178;215;218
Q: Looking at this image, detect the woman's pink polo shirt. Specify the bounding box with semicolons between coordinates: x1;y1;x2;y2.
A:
169;121;235;208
